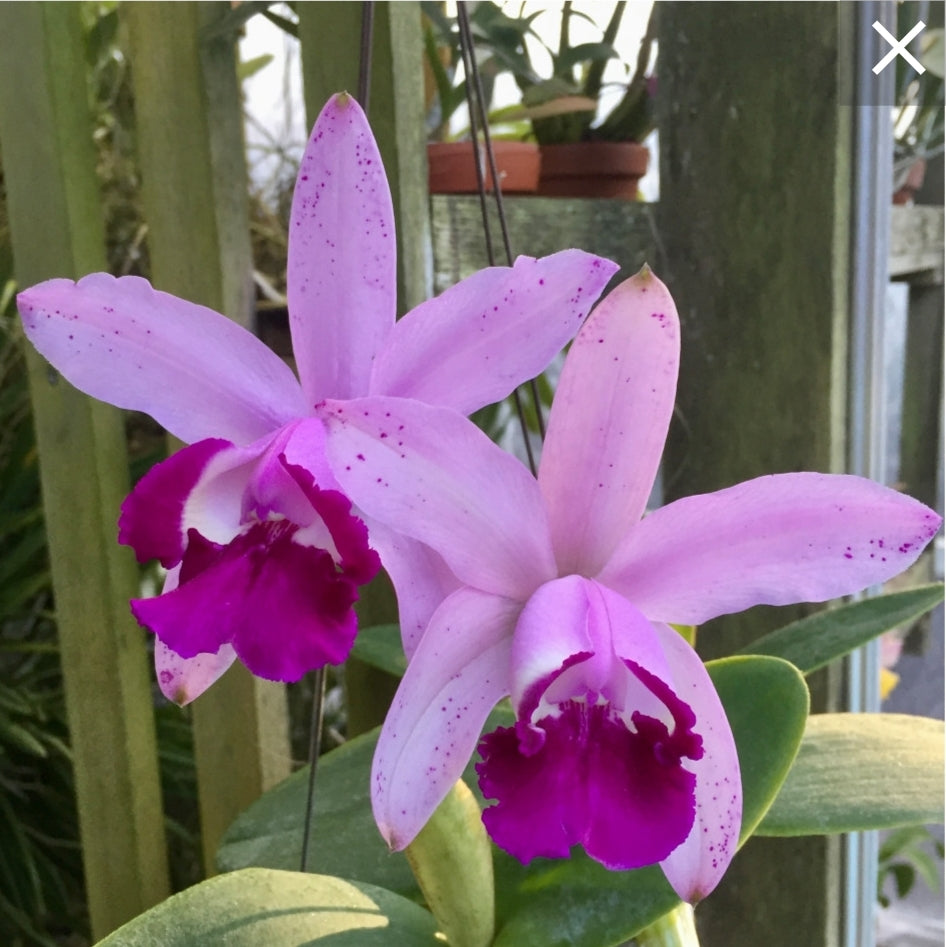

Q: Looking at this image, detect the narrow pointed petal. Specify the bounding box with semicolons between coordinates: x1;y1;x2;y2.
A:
369;251;618;415
367;524;462;659
287;93;395;404
539;268;680;576
154;638;236;706
371;588;519;850
599;473;942;625
322;397;557;601
651;622;741;903
18;274;306;445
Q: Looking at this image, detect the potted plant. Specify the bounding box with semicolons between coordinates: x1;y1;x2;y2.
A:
507;1;657;199
892;15;943;205
422;1;541;195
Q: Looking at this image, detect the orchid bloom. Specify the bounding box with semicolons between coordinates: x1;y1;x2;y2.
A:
17;93;617;705
321;267;941;902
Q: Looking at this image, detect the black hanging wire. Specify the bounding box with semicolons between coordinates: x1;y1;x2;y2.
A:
300;1;376;874
456;2;546;475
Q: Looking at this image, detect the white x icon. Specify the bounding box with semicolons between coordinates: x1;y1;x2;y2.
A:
873;20;927;75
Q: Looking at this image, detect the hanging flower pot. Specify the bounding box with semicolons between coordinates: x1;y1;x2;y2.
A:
427;141;541;195
538;141;650;200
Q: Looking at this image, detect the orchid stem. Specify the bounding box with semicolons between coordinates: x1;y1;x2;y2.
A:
299;666;327;872
634;903;701;947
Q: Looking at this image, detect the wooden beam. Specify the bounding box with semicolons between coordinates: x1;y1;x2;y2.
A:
0;3;170;936
124;0;291;874
657;4;850;944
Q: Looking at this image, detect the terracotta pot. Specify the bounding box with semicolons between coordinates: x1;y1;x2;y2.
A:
427;141;540;195
538;141;650;199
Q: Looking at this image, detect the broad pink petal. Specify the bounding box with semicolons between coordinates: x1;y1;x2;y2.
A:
477;701;696;869
598;473;942;625
371;588;519;850
651;622;741;903
321;397;557;601
154;638;236;706
287;93;395;404
367;525;462;659
369;251;618;415
18;274;306;445
539;268;679;576
120;439;232;568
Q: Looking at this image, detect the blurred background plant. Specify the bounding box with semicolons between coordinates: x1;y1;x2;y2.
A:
892;2;944;201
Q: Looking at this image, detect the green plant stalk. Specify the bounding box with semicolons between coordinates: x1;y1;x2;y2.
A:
635;903;700;947
404;780;495;947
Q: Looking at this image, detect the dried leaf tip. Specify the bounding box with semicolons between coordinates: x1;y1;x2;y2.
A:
335;91;352;108
634;262;655;284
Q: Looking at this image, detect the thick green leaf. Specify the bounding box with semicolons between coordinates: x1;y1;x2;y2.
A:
350;623;407;678
757;714;945;835
738;584;944;674
216;728;417;897
491;656;809;946
216;704;516;895
94;868;441;945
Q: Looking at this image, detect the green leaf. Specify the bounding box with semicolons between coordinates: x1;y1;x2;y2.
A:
216;728;418;896
706;655;809;843
491;656;809;946
757;714;945;835
94;868;441;945
738;585;944;674
349;623;407;679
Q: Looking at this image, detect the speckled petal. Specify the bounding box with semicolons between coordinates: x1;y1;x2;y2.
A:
154;638;236;707
599;473;942;625
539;268;679;576
18;274;306;445
369;251;618;415
371;588;519;851
649;621;741;903
322;396;557;601
287;93;395;404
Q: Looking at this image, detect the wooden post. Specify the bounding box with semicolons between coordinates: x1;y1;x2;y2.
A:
657;4;849;944
0;3;171;936
297;2;429;735
124;1;291;874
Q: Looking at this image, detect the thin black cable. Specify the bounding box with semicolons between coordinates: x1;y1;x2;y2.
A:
456;2;543;473
301;3;376;874
357;2;374;111
299;666;327;871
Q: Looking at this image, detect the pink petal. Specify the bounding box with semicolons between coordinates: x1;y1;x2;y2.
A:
287;93;395;404
371;588;519;850
651;622;741;903
321;397;557;602
539;267;679;576
599;473;942;625
369;251;618;415
154;638;236;706
18;274;306;445
366;525;462;659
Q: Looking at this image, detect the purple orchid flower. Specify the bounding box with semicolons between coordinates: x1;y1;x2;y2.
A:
320;267;941;902
17;93;618;705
